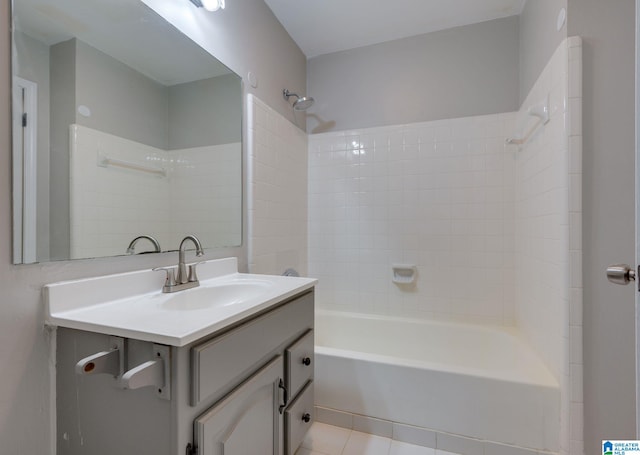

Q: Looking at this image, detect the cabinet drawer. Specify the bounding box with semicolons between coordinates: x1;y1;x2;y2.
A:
284;380;314;455
191;291;313;406
286;330;314;399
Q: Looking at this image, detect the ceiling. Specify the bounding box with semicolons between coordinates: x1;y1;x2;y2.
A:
264;0;527;58
13;0;232;86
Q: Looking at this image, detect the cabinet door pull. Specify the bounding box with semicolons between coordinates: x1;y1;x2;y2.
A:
302;357;311;366
278;378;288;414
302;413;311;423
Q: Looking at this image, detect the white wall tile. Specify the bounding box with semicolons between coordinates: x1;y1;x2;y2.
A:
571;363;584;404
314;406;354;430
247;95;308;276
514;38;583;455
309;112;516;325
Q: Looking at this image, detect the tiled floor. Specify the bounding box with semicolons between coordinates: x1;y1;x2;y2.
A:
296;422;461;455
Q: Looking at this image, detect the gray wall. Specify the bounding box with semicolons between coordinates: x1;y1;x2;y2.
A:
566;0;638;452
168;73;242;149
143;0;308;130
0;0;303;452
519;0;568;104
13;31;50;261
75;40;169;150
306;16;520;133
49;39;75;261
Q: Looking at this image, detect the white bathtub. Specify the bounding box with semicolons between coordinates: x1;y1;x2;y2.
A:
314;310;560;452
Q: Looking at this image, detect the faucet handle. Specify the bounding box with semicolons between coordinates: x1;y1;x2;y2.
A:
153;266;177;287
187;262;204;283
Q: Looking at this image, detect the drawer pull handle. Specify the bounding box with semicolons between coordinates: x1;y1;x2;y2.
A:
302;413;311;423
278;379;288;414
302;357;311;366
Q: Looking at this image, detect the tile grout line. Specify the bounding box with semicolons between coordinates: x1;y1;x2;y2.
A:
339;428;353;455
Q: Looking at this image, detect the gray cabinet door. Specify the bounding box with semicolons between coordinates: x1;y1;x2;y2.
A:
194;356;284;455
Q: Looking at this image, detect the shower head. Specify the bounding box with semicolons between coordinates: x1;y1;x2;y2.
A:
283;89;315;111
293;96;315;111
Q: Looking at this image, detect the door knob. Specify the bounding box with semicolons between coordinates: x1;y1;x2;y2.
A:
606;264;637;285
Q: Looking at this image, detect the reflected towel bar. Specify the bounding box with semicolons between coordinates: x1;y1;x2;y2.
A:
98;156;166;177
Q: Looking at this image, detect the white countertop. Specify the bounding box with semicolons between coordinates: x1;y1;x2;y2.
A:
44;258;316;347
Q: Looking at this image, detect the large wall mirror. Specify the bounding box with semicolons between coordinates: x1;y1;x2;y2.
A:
11;0;243;264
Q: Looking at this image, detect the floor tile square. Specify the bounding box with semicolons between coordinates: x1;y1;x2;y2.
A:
342;430;392;455
301;422;351;455
299;422;462;455
390;440;436;455
295;448;331;455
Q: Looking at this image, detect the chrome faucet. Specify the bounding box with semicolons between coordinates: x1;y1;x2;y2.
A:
154;235;205;293
126;235;161;254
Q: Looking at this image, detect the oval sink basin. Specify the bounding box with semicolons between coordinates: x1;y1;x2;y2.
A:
159;280;274;311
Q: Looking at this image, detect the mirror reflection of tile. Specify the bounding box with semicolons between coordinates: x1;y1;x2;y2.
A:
69;124;241;259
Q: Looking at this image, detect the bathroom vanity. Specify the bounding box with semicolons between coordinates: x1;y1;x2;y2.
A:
46;258;316;455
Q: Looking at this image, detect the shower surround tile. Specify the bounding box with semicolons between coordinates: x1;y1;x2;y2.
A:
513;37;583;455
308;36;582;455
308;112;517;326
247;94;308;275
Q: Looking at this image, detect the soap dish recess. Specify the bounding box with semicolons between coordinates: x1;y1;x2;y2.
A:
392;264;417;284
